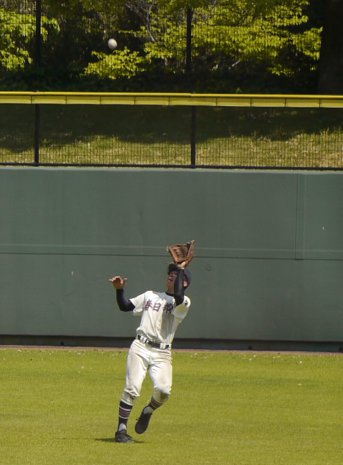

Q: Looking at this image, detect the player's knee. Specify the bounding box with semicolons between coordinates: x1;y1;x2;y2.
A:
122;389;139;405
159;391;170;403
153;386;171;404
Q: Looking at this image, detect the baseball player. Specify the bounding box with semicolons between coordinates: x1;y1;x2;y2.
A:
109;262;192;443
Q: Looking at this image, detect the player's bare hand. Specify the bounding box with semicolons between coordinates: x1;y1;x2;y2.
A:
108;276;127;289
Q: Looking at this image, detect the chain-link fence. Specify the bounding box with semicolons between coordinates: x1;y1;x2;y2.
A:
1;97;343;169
1;1;342;169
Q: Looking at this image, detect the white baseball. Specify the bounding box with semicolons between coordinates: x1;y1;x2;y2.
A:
108;38;117;50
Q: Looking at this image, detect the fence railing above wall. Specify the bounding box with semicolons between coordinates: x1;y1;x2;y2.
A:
2;92;343;107
0;92;343;170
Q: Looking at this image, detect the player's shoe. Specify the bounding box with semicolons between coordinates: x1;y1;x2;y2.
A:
114;430;134;443
135;409;152;434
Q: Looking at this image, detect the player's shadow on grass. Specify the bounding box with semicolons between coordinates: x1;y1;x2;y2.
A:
95;437;145;444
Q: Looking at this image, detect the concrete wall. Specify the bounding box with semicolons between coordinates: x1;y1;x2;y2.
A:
0;167;342;344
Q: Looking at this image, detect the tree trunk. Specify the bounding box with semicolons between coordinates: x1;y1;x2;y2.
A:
318;0;343;94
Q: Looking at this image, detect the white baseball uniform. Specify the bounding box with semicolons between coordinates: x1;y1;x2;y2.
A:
121;290;191;406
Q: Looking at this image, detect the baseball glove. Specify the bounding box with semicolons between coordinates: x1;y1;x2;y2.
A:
167;240;195;267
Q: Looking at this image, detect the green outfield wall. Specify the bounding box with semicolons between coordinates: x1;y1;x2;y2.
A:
0;167;342;346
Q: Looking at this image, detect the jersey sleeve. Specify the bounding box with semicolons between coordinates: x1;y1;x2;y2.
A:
172;296;191;321
130;291;148;315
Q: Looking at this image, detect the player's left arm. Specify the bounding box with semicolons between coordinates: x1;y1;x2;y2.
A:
174;267;186;306
173;265;191;321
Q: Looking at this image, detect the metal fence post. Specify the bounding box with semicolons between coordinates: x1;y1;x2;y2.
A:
34;105;40;166
186;7;196;168
190;106;197;167
186;7;192;77
34;0;42;165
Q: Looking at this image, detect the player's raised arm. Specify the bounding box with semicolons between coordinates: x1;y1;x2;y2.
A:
109;275;127;289
174;269;186;306
109;276;134;312
169;264;191;306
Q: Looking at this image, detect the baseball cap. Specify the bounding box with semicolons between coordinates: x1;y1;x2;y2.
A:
167;263;192;287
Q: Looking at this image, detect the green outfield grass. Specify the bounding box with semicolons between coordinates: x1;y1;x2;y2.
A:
1;348;342;465
0;105;342;167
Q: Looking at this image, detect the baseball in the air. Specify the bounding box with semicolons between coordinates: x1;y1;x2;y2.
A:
108;38;117;50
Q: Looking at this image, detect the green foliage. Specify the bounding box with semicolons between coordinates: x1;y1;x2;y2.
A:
80;0;320;88
148;0;321;78
0;8;59;73
0;0;324;91
0;8;35;71
84;48;146;79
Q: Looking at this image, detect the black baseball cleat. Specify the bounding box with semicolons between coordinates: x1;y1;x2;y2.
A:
135;409;153;434
114;430;134;443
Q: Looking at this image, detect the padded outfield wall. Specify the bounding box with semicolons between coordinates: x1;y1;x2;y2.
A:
0;167;342;349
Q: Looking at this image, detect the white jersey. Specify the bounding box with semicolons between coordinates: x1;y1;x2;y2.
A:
130;290;191;346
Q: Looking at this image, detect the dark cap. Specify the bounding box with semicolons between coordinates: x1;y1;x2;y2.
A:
167;263;191;287
167;263;179;274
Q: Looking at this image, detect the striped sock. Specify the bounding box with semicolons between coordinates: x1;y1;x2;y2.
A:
143;397;162;415
117;400;133;432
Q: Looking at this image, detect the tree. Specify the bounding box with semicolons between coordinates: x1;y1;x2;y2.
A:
82;0;321;92
0;7;58;77
318;0;343;94
0;0;324;92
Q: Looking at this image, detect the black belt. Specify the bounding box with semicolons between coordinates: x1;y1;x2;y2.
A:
137;334;171;350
